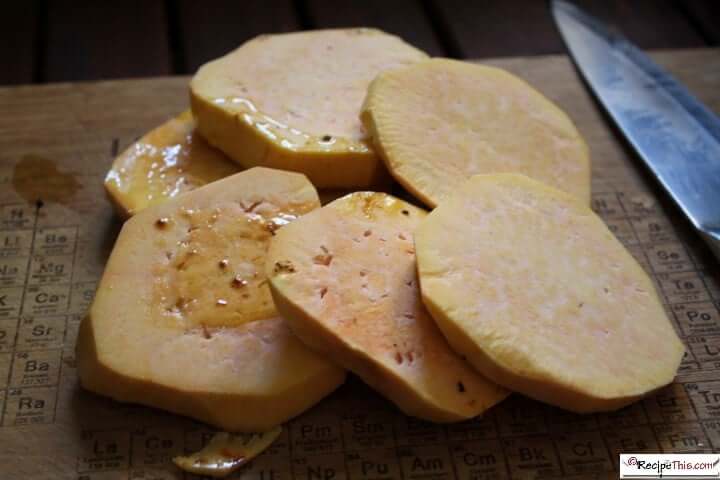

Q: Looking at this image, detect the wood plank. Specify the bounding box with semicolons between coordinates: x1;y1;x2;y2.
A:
304;0;445;56
426;0;564;58
44;0;171;82
575;0;705;49
427;0;705;59
678;0;720;45
177;0;299;74
0;2;39;85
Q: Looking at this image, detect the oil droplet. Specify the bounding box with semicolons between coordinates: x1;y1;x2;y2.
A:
12;154;82;206
215;96;372;153
231;276;248;288
216;299;228;306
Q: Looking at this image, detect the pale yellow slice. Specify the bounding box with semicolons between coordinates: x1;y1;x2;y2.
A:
105;110;240;217
415;174;684;412
173;427;281;478
77;167;345;431
361;58;591;207
190;29;427;188
266;192;508;422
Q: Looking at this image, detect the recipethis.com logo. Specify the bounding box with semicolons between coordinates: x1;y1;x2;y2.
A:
620;454;720;478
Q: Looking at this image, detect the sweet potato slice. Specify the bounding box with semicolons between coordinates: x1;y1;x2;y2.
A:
173;427;282;477
266;192;508;422
77;167;345;431
415;174;684;412
190;29;427;188
361;59;591;207
105;110;240;217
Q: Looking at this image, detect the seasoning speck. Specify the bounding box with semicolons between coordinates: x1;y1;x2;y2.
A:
201;324;212;339
457;381;466;393
313;248;333;266
218;259;229;269
231;276;248;288
265;221;280;236
273;260;296;274
155;217;170;228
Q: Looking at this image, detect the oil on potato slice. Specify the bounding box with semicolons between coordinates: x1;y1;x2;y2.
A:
105;110;240;218
361;58;591;207
266;192;508;422
415;174;684;412
173;427;282;478
190;29;427;188
77;167;345;432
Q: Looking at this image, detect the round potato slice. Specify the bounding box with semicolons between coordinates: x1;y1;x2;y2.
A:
415;174;684;412
361;58;591;207
77;167;345;431
190;29;427;188
266;192;508;422
105;110;240;218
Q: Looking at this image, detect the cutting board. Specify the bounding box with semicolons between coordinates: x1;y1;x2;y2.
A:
0;48;718;480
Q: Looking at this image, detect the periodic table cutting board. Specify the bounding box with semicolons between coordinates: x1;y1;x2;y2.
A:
0;48;718;479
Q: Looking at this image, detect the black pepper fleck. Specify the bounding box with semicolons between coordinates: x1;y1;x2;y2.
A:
274;260;296;274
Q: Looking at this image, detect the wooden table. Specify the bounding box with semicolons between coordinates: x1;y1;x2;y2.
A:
2;0;719;85
0;48;719;479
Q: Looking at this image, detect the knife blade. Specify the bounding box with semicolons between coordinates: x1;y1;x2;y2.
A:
551;0;720;261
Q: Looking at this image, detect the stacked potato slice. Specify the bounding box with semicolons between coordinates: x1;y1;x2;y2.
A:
361;59;591;207
80;28;683;446
80;168;345;431
414;174;683;412
266;192;508;421
191;28;427;189
105;110;241;217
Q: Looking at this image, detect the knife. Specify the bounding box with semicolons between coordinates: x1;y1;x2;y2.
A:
551;0;720;262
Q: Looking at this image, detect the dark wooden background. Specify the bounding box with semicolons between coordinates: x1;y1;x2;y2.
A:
2;0;718;86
